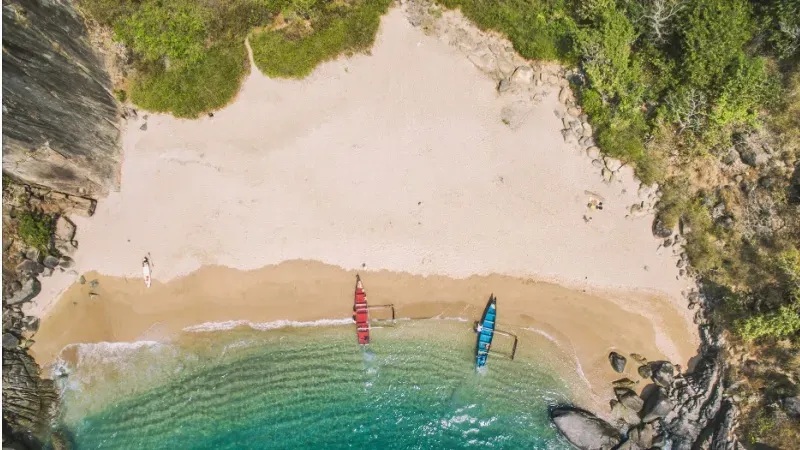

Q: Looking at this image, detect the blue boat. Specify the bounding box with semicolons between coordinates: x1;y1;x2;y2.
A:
475;295;497;368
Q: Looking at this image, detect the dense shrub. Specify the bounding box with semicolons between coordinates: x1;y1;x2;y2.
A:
250;0;391;78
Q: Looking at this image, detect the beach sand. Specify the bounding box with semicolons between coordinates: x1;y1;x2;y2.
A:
30;7;698;412
32;261;696;413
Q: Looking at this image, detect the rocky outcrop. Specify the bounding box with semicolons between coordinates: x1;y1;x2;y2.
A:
660;325;734;450
3;178;88;448
553;322;743;450
2;0;121;197
2;349;57;438
551;407;622;450
3;286;58;449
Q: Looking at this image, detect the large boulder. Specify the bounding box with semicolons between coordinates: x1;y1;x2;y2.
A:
42;255;60;269
650;361;675;387
615;388;644;412
652;216;672;238
609;352;627;373
510;65;534;85
3;333;20;349
6;278;41;305
611;399;641;425
15;259;44;277
641;387;673;422
626;421;658;448
551;407;622;450
637;364;652;379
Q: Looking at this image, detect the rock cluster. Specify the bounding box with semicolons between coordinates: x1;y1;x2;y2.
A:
3;181;87;306
551;407;622;450
3;179;89;448
553;325;743;450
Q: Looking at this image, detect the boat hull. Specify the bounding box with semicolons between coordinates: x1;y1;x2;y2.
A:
354;275;369;344
475;296;496;368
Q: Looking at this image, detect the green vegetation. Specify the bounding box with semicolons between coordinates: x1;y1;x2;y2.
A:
439;0;577;62
17;211;53;251
737;305;800;341
79;0;390;117
440;0;799;444
250;0;391;78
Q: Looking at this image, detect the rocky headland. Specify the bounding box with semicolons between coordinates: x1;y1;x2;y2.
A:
551;297;741;450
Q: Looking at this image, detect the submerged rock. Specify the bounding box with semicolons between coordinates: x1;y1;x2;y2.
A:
609;352;627;373
551;407;622;450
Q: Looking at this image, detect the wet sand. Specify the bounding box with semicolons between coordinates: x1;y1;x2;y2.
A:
33;260;696;410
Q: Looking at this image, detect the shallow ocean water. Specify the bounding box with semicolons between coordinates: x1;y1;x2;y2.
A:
57;320;573;449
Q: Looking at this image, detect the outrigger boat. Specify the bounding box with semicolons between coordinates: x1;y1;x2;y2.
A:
352;275;396;345
354;275;370;344
474;295;518;368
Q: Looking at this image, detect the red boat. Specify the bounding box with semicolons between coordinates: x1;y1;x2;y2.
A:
353;275;370;344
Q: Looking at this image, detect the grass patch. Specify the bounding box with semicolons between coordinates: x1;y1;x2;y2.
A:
130;43;248;117
17;211;53;251
249;0;391;78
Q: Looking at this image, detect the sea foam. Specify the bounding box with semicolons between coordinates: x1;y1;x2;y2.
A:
182;318;354;332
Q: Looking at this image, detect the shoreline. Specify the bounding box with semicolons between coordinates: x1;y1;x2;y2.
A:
32;260;698;414
27;5;700;421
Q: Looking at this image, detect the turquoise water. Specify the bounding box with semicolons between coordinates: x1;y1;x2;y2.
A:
59;321;572;449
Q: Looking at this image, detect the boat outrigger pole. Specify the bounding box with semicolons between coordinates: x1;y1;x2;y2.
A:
353;274;396;345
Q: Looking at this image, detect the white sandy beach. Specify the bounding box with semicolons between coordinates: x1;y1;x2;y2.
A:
33;8;691;303
29;8;699;408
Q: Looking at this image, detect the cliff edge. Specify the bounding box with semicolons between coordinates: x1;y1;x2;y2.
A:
2;0;121;197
